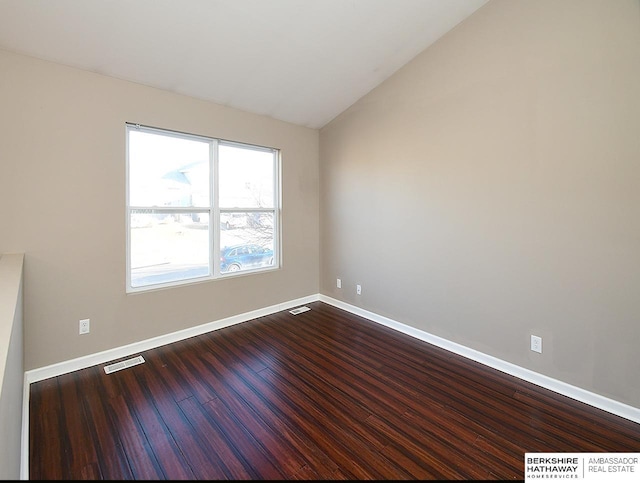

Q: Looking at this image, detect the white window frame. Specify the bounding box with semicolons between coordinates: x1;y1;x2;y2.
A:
125;123;280;293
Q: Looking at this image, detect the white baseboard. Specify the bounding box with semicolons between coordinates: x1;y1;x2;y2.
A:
21;292;640;479
24;294;319;385
319;294;640;425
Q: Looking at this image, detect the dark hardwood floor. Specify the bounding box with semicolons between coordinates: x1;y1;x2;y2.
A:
29;301;640;479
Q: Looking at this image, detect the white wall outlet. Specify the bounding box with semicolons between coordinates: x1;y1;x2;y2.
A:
356;284;362;295
337;278;342;289
79;318;90;335
531;335;542;353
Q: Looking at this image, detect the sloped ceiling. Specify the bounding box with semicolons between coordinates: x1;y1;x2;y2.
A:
0;0;488;128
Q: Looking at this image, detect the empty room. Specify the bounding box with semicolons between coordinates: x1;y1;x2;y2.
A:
1;0;639;480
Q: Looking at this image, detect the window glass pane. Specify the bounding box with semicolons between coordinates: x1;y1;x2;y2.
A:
130;211;210;287
129;130;210;207
219;144;275;208
220;212;274;273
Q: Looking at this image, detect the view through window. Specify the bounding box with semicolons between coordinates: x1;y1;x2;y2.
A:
126;123;279;291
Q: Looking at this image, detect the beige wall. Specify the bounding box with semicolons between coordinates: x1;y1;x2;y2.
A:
320;0;640;408
0;50;319;370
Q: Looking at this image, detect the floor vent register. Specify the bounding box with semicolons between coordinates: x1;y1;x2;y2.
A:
103;355;146;374
289;306;311;315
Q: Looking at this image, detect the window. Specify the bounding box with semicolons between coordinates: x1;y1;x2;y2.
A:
126;123;279;292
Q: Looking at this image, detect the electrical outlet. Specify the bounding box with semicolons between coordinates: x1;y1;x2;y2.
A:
79;318;90;335
337;278;342;289
356;284;362;295
530;335;542;353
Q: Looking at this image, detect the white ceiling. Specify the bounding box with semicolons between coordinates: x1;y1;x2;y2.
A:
0;0;488;129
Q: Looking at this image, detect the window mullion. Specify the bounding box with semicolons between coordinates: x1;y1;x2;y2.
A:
212;139;220;276
273;150;280;268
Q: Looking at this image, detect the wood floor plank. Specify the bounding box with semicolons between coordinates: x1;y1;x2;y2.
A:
257;313;570;454
106;394;164;479
155;339;220;405
145;344;193;403
29;301;640;480
29;378;65;480
197;346;340;478
177;396;255;479
118;368;197;480
283;312;602;453
57;371;103;478
130;361;231;480
75;367;135;480
199;356;313;477
201;397;287;480
206;332;390;451
225;361;409;479
512;389;640;449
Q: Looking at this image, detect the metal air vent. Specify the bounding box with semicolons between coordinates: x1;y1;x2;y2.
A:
104;355;145;374
289;306;311;315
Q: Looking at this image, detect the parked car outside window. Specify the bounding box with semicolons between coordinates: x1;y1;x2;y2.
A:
220;244;274;273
